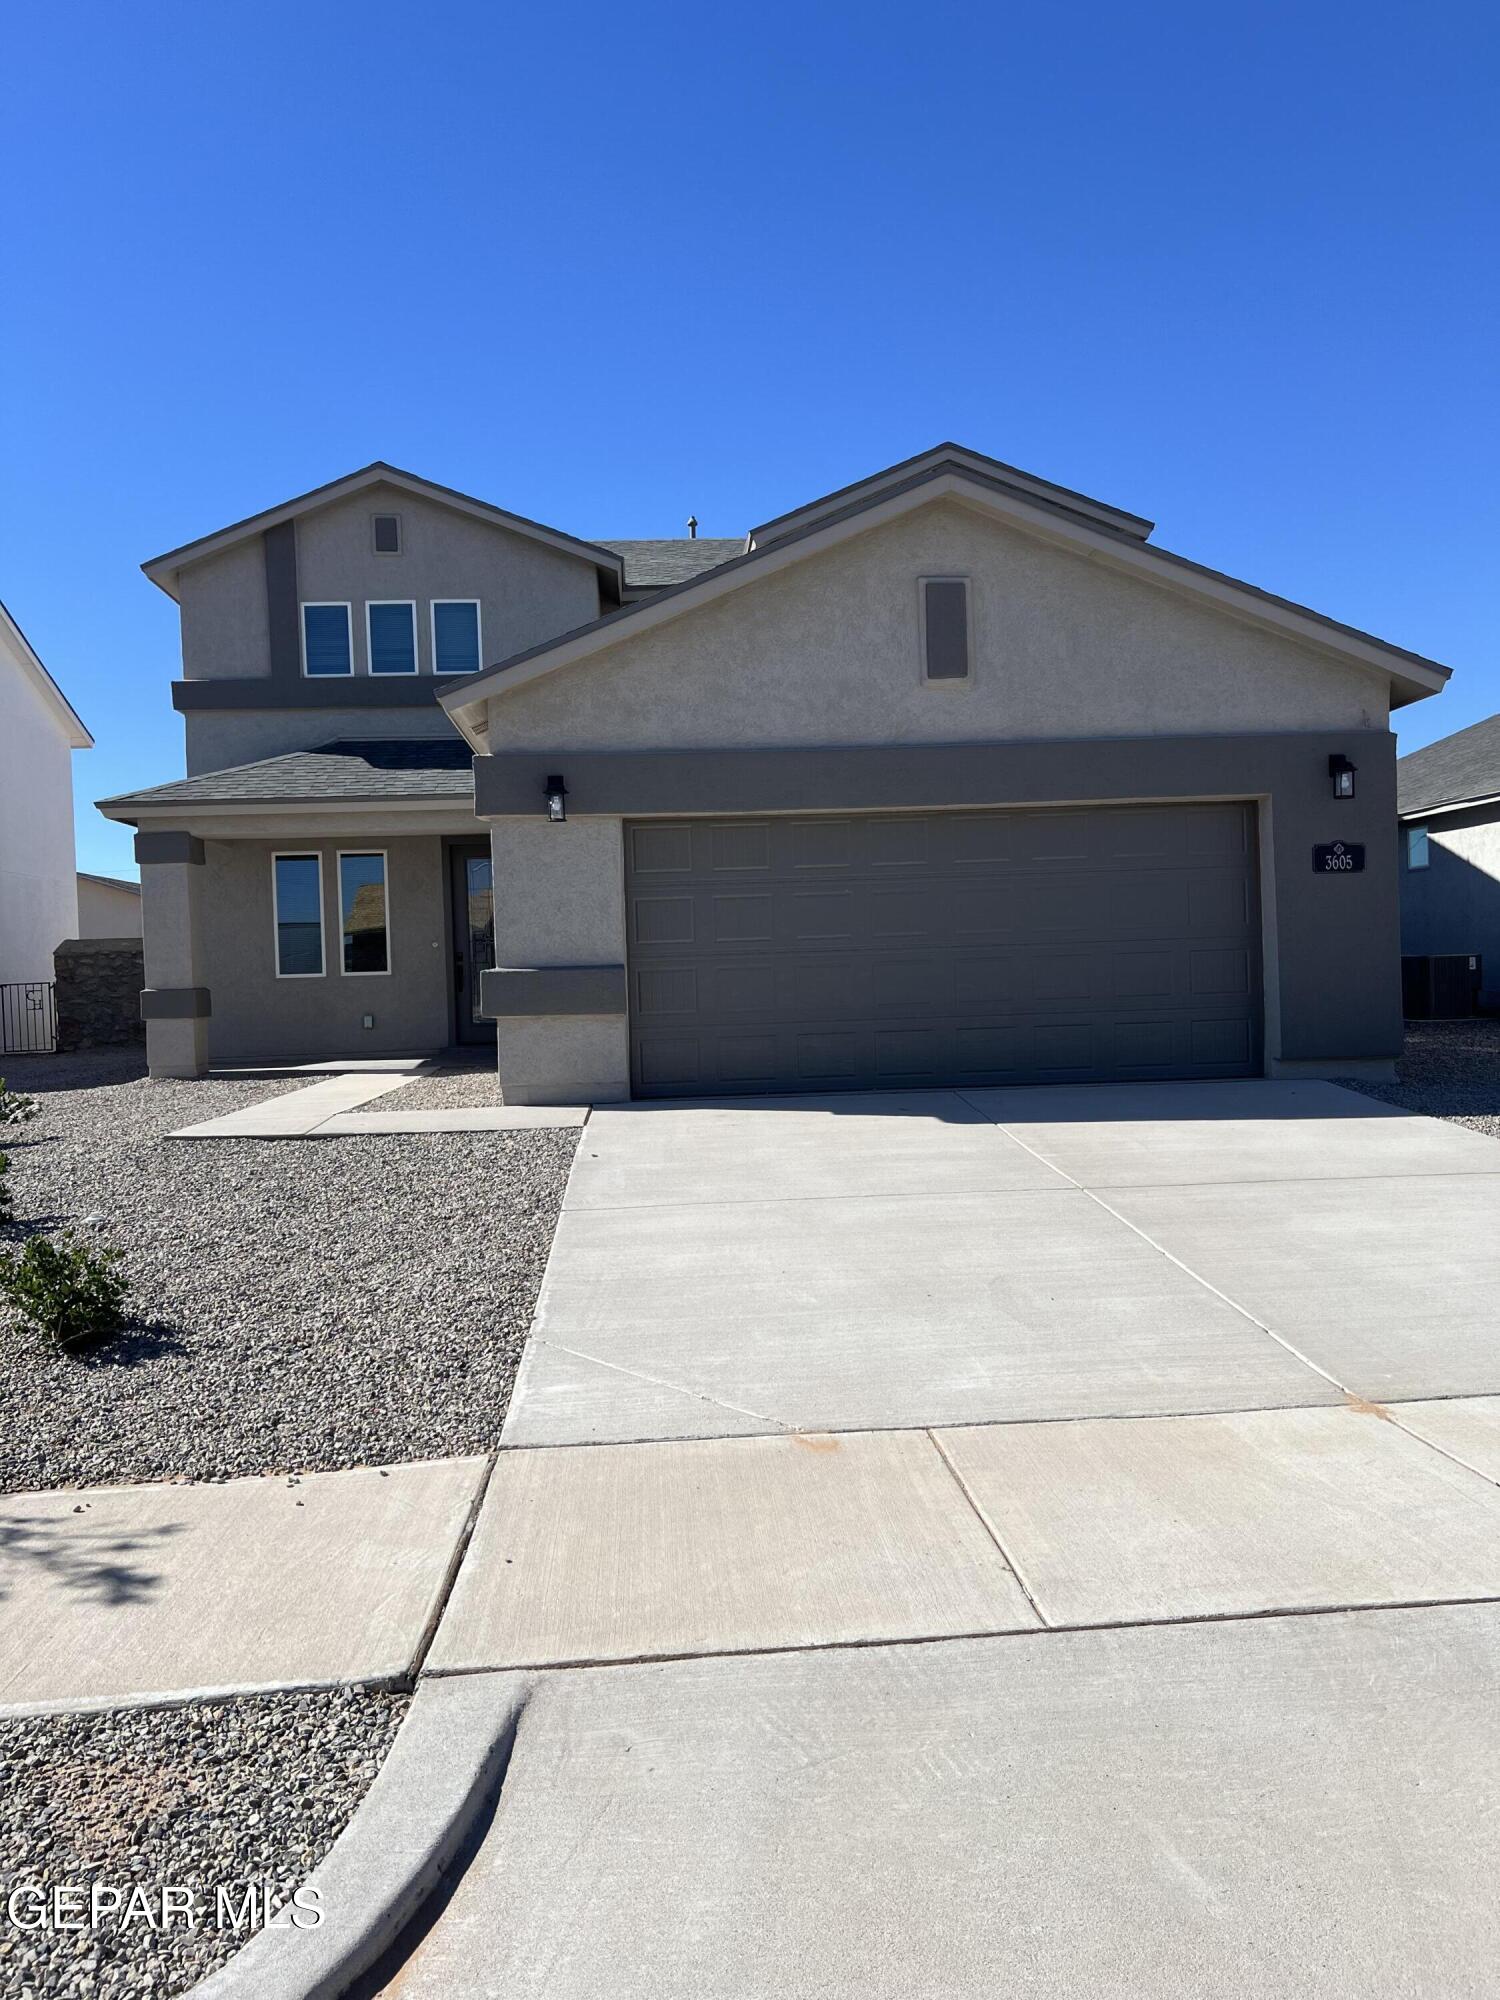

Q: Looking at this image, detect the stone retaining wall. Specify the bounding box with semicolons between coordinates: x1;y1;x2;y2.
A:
54;937;146;1052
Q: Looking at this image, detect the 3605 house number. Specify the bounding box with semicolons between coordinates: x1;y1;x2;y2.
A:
1312;841;1364;873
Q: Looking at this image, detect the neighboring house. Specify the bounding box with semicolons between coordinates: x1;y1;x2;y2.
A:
1397;714;1500;1011
0;600;91;987
77;871;143;938
99;446;1451;1096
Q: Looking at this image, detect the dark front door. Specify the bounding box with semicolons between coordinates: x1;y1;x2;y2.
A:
450;842;496;1046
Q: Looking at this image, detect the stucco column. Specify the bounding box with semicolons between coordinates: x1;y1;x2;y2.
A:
135;830;211;1078
483;816;631;1105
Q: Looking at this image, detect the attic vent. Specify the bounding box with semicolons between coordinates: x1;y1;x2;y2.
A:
921;576;971;682
372;514;402;555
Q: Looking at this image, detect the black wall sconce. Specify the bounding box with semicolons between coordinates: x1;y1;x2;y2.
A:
1328;754;1356;800
544;774;568;822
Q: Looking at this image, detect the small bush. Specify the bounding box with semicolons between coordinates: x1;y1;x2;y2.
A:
0;1232;128;1351
0;1080;39;1128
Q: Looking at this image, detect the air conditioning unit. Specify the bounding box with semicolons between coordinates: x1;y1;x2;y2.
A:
1402;954;1482;1020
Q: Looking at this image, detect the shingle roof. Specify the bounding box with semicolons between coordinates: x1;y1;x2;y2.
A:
1398;714;1500;816
599;539;744;587
100;738;474;810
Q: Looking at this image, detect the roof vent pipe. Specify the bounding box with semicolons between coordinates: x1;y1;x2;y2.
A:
687;515;698;539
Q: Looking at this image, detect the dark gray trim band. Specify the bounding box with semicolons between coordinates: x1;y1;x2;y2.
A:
140;987;212;1020
264;521;300;684
135;831;206;865
480;965;627;1017
473;730;1393;820
173;677;477;712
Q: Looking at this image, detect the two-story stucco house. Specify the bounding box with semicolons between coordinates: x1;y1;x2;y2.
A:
101;445;1450;1099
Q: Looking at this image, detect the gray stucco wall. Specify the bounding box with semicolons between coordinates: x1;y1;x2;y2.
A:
176;540;272;682
201;834;452;1062
1400;803;1500;1000
171;482;604;776
481;730;1404;1097
484;501;1387;752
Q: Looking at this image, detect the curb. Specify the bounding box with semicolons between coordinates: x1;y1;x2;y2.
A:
186;1672;528;2000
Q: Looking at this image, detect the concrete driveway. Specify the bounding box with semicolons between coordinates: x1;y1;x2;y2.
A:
503;1078;1500;1446
385;1080;1500;1997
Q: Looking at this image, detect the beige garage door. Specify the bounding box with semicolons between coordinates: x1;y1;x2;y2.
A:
624;802;1262;1098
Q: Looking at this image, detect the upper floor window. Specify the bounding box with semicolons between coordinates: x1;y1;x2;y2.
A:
1406;825;1430;870
372;513;402;555
920;577;971;682
367;601;417;676
432;600;482;675
302;602;352;678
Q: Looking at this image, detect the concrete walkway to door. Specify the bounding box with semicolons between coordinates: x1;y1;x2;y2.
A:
502;1076;1500;1448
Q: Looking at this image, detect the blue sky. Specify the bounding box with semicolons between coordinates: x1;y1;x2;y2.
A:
4;1;1496;877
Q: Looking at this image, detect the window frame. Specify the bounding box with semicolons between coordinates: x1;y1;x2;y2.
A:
272;851;326;979
337;848;392;978
300;601;354;679
1406;824;1430;870
365;599;419;677
371;512;403;556
917;575;975;687
430;598;483;676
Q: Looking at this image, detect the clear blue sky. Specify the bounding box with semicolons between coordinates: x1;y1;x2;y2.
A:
4;1;1496;878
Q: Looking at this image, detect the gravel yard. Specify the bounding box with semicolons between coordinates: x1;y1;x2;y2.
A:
0;1052;575;1493
1341;1017;1500;1140
0;1686;407;1998
386;1062;506;1112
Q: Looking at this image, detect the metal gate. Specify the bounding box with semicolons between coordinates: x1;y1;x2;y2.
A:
0;982;57;1055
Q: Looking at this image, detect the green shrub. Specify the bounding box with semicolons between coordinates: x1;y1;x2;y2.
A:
0;1080;39;1128
0;1232;128;1350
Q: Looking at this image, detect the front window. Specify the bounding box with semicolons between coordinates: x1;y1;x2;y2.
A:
432;600;481;674
302;603;352;677
273;854;324;976
1406;825;1430;870
367;601;417;675
339;852;390;974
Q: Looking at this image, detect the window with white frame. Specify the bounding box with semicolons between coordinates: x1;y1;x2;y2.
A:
339;851;390;974
431;600;481;675
301;602;352;677
1406;824;1430;870
920;577;971;682
366;601;417;675
273;854;324;976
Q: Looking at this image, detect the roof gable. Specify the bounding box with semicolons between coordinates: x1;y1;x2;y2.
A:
0;599;92;748
143;463;625;602
748;443;1155;549
441;452;1449;745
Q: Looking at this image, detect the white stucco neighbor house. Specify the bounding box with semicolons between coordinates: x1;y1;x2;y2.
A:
76;871;143;938
0;599;91;988
100;445;1453;1095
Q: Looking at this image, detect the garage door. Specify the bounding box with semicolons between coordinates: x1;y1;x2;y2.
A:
624;803;1262;1097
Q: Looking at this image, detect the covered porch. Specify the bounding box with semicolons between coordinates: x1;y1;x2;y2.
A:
98;741;496;1078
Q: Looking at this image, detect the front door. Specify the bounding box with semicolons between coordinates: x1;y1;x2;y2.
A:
449;841;496;1046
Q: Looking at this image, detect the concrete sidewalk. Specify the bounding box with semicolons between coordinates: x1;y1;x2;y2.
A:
0;1458;485;1714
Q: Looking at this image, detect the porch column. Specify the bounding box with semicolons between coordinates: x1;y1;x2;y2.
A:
135;830;211;1078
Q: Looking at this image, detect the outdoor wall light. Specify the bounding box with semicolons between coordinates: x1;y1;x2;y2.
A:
544;774;568;822
1329;754;1357;800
